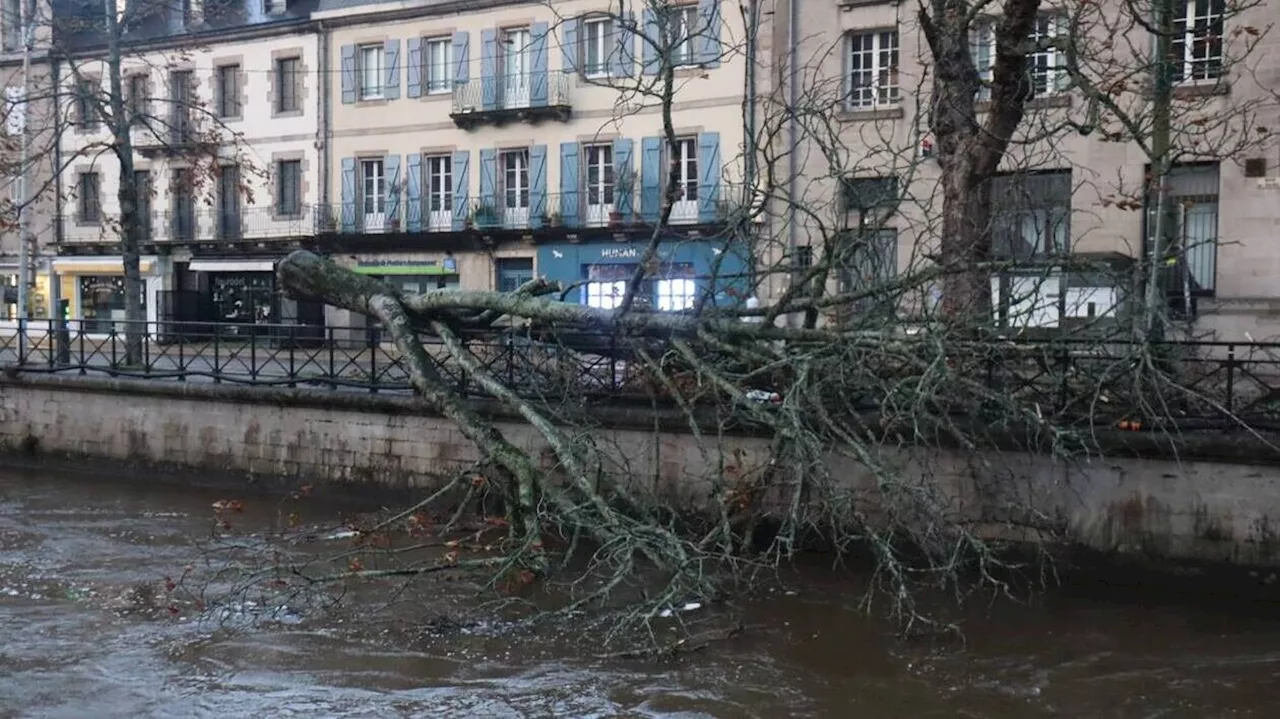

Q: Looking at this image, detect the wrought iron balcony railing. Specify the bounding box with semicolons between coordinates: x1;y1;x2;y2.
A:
60;205;319;245
450;71;572;126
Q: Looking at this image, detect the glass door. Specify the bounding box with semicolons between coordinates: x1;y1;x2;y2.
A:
501;149;530;228
502;28;532;108
361;159;386;232
426;155;452;230
585;144;614;227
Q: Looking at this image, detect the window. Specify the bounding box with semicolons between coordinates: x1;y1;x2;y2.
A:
361;158;386;224
1172;0;1225;83
134;170;151;240
496;257;534;293
171;168;195;241
275;57;300;113
169;70;193;144
424;37;452;94
669;137;698;223
75;79;99;129
502;28;533;108
583;263;635;309
839;229;899;316
125;74;147;124
583;17;611;77
842;175;898;229
2;0;20;51
845;30;899;108
656;265;697;311
1147;163;1219;294
215;64;240;118
275;159;302;216
358;44;384;100
425;154;452;229
585;143;614;226
665;4;699;67
971;14;1066;100
217;166;241;239
77;172;100;223
501;148;530;227
990;171;1071;259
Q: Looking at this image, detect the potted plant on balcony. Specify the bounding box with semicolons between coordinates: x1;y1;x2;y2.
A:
549;212;563;228
473;202;499;229
610;171;636;228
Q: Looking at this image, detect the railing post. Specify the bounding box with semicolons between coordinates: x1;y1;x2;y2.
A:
78;320;86;375
143;320;151;375
1225;343;1236;415
288;324;297;389
16;317;25;366
250;327;258;382
109;323;118;376
178;322;186;382
368;324;377;394
55;300;70;367
213;325;221;384
46;318;54;369
328;326;336;391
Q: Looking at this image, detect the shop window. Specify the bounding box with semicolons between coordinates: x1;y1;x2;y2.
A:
656;263;697;311
496;258;534;293
210;272;276;328
583;263;637;309
379;274;459;294
80;275;145;334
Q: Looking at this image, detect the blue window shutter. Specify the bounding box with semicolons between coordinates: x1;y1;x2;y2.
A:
562;17;580;74
385;154;402;229
530;22;549;106
480;29;497;110
406;153;422;231
451;151;469;230
340;45;357;104
560;142;580;227
612;13;634;77
452;31;470;84
340;157;356;232
384;39;401;100
406;38;423;98
613;138;634;217
641;9;658;75
640;136;662;223
479;148;497;218
698;0;721;68
529;144;548;227
697;132;721;223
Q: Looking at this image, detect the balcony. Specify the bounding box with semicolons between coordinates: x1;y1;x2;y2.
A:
450;71;572;129
311;187;735;244
59;206;319;249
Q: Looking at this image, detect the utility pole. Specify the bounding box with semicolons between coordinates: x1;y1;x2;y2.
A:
16;0;32;321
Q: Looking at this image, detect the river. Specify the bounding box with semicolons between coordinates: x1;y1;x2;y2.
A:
2;465;1279;718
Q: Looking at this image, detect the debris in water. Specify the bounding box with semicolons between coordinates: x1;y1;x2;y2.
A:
324;529;360;540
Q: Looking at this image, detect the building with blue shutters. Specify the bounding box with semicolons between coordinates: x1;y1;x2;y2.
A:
318;0;752;323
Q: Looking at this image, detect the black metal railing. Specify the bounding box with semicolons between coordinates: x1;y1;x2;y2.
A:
312;189;734;236
451;71;572;116
61;205;319;245
3;320;1278;427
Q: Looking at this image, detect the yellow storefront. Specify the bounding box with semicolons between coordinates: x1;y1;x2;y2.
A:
52;256;165;333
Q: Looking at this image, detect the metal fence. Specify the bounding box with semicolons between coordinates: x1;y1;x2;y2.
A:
2;319;1279;426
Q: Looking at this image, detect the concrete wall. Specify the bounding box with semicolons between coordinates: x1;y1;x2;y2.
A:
3;375;1280;569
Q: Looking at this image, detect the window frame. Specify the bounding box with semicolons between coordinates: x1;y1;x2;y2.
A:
584;142;615;218
358;44;385;100
424;154;453;215
215;63;241;119
77;172;101;224
500;148;531;211
971;13;1067;101
665;4;700;67
275;159;302;218
125;74;147;125
275;56;301;114
75;78;99;130
1171;0;1225;84
844;29;900;110
423;37;453;94
582;16;611;77
989;170;1072;259
360;157;386;216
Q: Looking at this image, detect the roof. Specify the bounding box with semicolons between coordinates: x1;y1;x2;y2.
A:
51;0;322;54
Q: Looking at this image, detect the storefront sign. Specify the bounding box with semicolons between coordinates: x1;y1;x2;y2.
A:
599;247;639;260
354;258;458;276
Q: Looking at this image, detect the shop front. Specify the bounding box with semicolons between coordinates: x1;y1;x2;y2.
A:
534;238;749;311
165;258;324;340
52;256;165;335
0;261;52;326
351;256;462;293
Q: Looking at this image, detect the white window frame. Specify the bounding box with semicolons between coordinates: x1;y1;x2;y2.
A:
425;154;452;230
971;14;1067;101
656;278;697;311
585;280;628;309
358;44;384;100
501;148;530;228
668;4;699;67
669;137;698;224
361;158;386;228
845;29;899;109
1173;0;1225;83
584;143;615;227
424;37;452;94
582;17;611;77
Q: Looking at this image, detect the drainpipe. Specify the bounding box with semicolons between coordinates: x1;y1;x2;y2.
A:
318;20;331;211
744;0;758;293
786;0;799;325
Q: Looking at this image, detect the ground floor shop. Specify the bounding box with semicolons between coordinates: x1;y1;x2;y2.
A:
50;256;166;333
534;238;749;310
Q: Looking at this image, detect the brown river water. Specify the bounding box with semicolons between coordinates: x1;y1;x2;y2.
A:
2;464;1279;718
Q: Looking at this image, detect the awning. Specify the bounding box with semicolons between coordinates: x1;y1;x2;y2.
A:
188;259;277;273
53;257;156;274
352;264;457;276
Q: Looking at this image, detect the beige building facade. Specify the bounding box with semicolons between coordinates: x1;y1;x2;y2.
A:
315;0;754;322
776;0;1280;340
